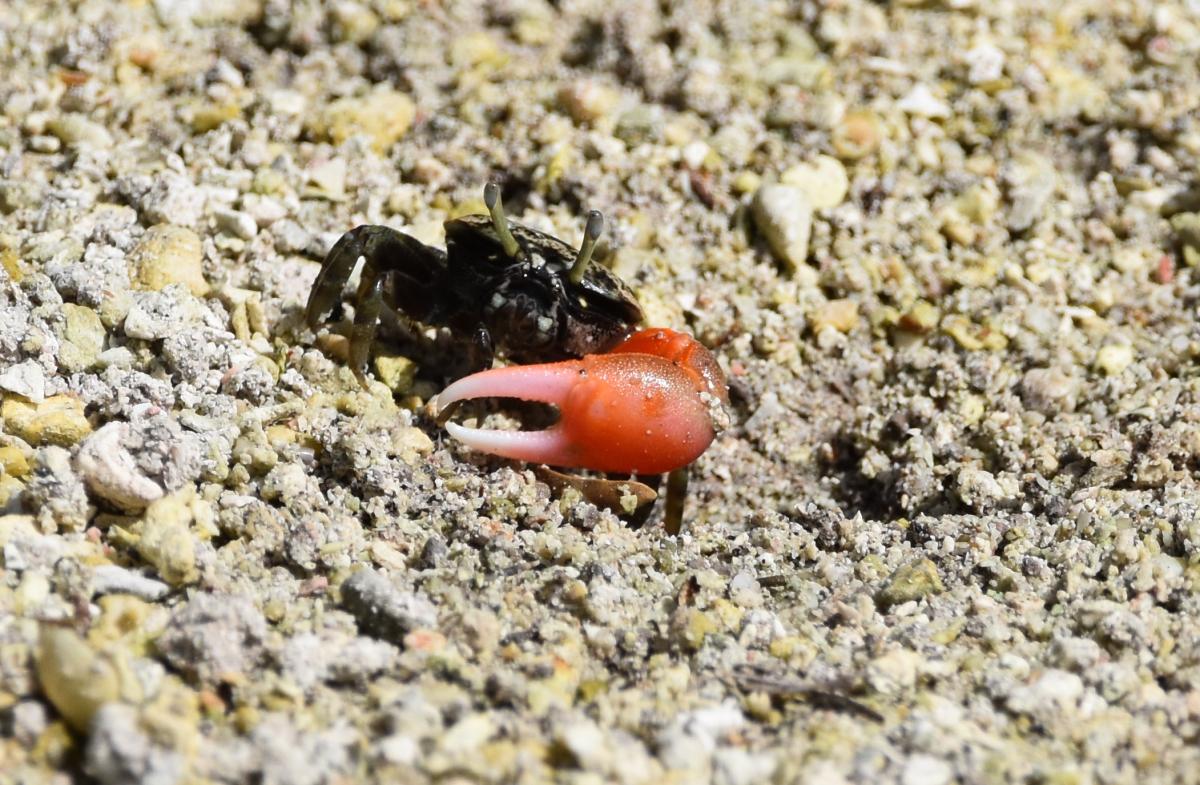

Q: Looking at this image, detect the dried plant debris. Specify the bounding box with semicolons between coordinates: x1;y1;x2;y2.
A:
3;0;1200;783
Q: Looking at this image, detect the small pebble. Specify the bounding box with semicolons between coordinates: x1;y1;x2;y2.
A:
341;568;438;645
1005;669;1084;719
558;81;620;125
373;355;417;395
964;42;1005;84
1004;152;1056;233
57;304;106;374
832;110;882;159
213;208;257;240
46;113;113;149
75;422;165;511
1094;344;1134;376
0;360;47;403
35;624;131;732
127;225;209;297
306;159;347;201
90;564;170;601
156;592;266;685
901;755;953;785
85;703;186;785
751;184;813;274
131;487;213;586
1171;213;1200;266
1021;367;1078;413
877;558;945;609
306;88;416;152
811;299;860;334
28;135;61;153
781;155;849;209
897;84;951;118
1;395;92;447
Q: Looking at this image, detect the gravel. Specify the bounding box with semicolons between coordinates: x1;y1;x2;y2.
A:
3;0;1200;783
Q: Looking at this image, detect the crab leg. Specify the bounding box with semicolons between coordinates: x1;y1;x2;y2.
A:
348;273;384;387
434;350;720;476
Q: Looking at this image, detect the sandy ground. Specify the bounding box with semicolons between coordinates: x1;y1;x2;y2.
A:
3;0;1200;783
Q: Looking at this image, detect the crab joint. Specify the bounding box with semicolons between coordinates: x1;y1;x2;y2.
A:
483;182;522;259
569;210;604;284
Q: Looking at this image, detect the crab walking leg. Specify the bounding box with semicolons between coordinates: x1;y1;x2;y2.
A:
663;467;689;536
435;353;718;475
349;273;384;387
306;227;368;327
307;225;450;333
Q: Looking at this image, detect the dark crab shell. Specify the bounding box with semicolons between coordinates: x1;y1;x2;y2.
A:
444;214;643;362
306;196;645;385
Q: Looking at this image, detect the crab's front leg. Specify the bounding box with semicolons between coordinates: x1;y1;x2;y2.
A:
306;226;449;386
434;350;717;474
434;328;728;528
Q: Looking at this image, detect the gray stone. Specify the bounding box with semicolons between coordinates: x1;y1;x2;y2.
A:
340;568;438;645
85;703;185;785
156;593;266;685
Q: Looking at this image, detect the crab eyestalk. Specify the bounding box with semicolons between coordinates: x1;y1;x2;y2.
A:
483;182;522;259
569;210;604;284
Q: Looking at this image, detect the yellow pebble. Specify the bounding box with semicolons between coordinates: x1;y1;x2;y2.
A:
0;445;30;478
811;299;860;333
127;224;209;296
1;395;92;447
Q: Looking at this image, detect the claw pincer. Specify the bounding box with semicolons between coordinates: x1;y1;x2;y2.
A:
434;329;727;475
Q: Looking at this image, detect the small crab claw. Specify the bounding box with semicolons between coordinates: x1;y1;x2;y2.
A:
434;349;721;475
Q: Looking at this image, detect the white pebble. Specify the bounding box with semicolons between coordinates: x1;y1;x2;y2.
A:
898;84;951;118
0;360;46;403
75;422;165;511
781;155;849;209
964;42;1005;84
751;184;813;274
1006;669;1084;718
901;755;953;785
213;208;258;240
91;564;170;601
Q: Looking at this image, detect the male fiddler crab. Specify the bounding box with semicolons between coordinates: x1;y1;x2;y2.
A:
305;183;728;532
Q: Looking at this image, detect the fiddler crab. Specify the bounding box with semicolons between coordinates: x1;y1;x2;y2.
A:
305;183;728;532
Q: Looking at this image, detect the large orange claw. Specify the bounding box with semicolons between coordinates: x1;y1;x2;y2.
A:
434;328;727;475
